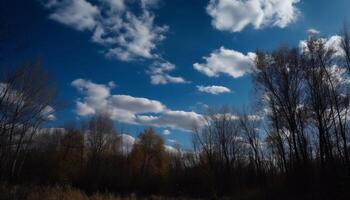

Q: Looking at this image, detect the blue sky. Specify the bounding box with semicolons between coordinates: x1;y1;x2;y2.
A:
1;0;350;149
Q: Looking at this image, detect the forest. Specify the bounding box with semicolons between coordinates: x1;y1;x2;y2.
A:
1;28;350;200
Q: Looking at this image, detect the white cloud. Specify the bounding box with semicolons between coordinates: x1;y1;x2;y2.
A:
135;110;206;132
206;0;300;32
117;133;179;154
72;79;111;99
108;81;117;88
167;139;176;143
42;106;56;121
150;74;187;85
0;83;22;106
119;133;135;153
42;0;168;61
100;0;125;12
111;95;166;113
197;85;231;95
324;35;344;58
194;47;256;78
213;113;239;121
189;102;209;113
147;61;189;85
212;112;262;122
141;0;160;9
327;65;350;87
0;83;56;121
76;102;96;116
71;79;205;132
104;11;168;61
307;28;320;35
164;145;178;153
299;35;344;58
47;0;99;31
71;78;110;116
163;129;170;135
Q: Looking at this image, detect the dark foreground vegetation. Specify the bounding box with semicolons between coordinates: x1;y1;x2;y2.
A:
0;184;203;200
2;28;350;200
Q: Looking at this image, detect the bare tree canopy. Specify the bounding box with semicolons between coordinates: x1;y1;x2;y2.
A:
0;61;57;182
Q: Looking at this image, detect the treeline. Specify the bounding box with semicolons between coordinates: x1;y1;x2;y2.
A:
1;28;350;199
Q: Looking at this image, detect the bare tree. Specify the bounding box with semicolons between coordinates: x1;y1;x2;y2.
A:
193;107;244;195
255;47;310;171
341;24;350;71
239;112;264;173
0;61;57;181
87;113;116;158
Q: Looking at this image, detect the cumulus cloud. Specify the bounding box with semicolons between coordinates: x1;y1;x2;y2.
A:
72;79;205;132
47;0;99;31
327;65;350;87
299;35;344;58
194;47;256;78
119;133;135;153
42;0;168;61
206;0;300;32
298;34;350;89
72;78;110;116
197;85;231;95
163;129;170;135
147;61;189;85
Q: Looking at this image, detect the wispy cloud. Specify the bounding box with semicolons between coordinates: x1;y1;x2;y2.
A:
147;61;189;85
197;85;231;95
167;139;176;143
42;0;168;61
307;28;320;35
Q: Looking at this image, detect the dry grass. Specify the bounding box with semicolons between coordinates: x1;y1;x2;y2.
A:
0;184;200;200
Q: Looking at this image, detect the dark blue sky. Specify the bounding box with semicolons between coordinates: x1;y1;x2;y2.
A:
1;0;350;149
